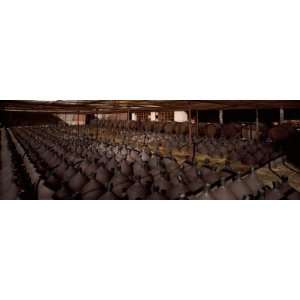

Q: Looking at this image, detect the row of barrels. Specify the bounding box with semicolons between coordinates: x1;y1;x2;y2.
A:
92;119;297;141
91;120;267;139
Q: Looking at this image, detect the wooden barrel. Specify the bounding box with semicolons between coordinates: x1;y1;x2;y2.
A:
144;121;153;132
205;124;221;138
154;122;165;133
222;123;241;139
198;123;206;136
174;123;181;135
191;124;198;135
152;122;160;133
250;124;259;140
164;122;175;134
129;121;137;130
241;124;251;139
241;123;267;140
268;125;295;142
179;123;188;135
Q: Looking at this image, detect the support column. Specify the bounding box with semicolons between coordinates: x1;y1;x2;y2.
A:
86;114;89;137
196;110;199;136
280;107;284;124
77;111;80;139
127;110;130;130
219;109;224;125
65;112;67;142
255;109;259;140
188;107;192;156
96;110;99;140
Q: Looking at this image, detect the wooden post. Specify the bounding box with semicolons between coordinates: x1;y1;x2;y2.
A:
219;109;223;125
96;110;99;140
127;110;130;130
188;106;192;156
88;114;90;137
77;111;80;139
280;107;284;124
64;113;67;146
255;109;259;140
196;110;199;136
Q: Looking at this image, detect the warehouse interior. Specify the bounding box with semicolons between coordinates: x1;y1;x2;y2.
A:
1;100;300;200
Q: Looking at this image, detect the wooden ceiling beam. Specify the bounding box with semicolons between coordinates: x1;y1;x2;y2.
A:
1;100;300;114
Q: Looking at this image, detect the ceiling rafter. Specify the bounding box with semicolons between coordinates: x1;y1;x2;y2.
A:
1;100;300;113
